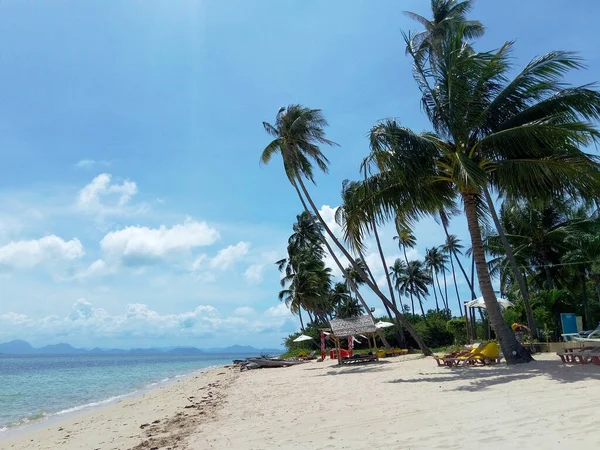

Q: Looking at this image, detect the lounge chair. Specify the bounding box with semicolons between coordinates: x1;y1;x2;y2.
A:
444;342;501;367
433;343;484;367
557;346;600;364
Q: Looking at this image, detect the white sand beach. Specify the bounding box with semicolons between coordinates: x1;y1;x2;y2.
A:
3;354;600;450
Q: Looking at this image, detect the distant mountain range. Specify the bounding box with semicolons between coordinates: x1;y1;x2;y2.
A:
0;340;282;356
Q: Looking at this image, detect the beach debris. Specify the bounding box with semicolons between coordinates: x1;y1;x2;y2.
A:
139;423;150;429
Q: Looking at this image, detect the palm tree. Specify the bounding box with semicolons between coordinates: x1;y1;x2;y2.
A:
261;105;431;354
424;247;449;311
443;234;468;315
395;260;432;319
393;224;417;266
389;259;410;313
404;0;484;59
353;20;600;362
331;282;365;318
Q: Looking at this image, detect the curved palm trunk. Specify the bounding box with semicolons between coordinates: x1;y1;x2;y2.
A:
430;268;440;311
418;296;427;319
440;221;474;302
484;188;538;339
463;193;533;364
372;224;407;347
295;177;432;355
291;183;392;350
306;310;314;324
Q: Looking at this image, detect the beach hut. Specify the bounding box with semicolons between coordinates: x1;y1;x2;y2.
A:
329;315;379;365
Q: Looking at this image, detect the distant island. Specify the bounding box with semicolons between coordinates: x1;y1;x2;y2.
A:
0;340;282;356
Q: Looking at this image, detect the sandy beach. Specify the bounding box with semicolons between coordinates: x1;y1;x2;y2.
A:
3;354;600;450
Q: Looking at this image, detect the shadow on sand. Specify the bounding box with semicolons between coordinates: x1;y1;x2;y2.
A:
388;358;600;391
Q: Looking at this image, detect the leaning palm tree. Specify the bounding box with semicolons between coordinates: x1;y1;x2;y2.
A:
261;105;431;354
353;29;600;362
424;247;449;311
393;224;417;265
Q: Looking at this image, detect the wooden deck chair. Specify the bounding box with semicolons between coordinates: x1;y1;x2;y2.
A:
557;346;600;364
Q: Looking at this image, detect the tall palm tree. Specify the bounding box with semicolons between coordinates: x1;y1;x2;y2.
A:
261;105;431;354
395;260;432;319
331;282;365;318
352;26;600;362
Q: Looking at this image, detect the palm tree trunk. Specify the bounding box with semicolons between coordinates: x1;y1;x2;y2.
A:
463;192;533;364
580;270;591;329
435;272;446;310
298;308;305;331
483;188;538;339
294;177;432;355
431;268;440;311
291;183;392;350
306;310;314;324
372;223;407;347
418;297;426;319
442;269;449;311
448;253;463;316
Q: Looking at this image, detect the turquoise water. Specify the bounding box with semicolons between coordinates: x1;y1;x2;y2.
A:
0;353;242;431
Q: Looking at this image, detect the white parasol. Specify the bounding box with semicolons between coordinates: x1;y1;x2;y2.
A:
292;334;313;342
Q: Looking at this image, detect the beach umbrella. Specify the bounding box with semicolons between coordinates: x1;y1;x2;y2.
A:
375;321;395;329
292;334;313;342
466;296;514;310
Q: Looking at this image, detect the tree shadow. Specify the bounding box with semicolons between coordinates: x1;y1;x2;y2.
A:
388;359;600;391
315;360;394;376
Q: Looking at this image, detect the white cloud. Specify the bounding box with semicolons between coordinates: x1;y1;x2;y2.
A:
210;241;249;270
75;159;110;169
232;307;256;317
318;205;341;236
73;259;113;279
244;264;264;284
100;219;219;266
0;235;84;271
0;299;295;344
77;173;139;215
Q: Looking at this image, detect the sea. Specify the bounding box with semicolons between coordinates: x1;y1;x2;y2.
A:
0;353;246;432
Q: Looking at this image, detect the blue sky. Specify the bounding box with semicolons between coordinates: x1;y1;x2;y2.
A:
1;1;598;349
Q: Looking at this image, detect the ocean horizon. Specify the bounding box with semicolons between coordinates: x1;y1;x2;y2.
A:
0;353;249;432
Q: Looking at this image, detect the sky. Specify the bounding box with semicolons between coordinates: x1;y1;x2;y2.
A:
1;0;599;349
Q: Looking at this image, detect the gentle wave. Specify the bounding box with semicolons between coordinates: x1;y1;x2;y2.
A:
1;364;221;433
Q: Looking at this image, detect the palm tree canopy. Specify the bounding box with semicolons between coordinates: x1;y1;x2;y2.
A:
351;31;600;230
424;246;449;272
261;105;338;184
395;259;432;300
405;0;484;56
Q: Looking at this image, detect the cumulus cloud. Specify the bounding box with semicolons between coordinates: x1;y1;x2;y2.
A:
318;204;342;235
0;299;296;344
100;219;219;266
244;264;264;284
210;241;249;270
75;159;110;169
77;173;139;215
0;235;84;271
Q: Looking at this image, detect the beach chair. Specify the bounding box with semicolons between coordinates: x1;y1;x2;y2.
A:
445;342;500;366
557;346;600;364
433;343;484;367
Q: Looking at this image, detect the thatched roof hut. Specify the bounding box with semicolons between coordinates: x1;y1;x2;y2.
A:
329;315;377;338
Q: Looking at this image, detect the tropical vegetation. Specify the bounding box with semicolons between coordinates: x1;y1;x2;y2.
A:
263;0;600;364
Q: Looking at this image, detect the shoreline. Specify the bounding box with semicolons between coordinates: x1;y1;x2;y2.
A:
1;364;238;449
0;363;227;438
4;354;600;449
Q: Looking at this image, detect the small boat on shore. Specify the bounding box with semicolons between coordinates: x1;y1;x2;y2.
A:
234;357;305;370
